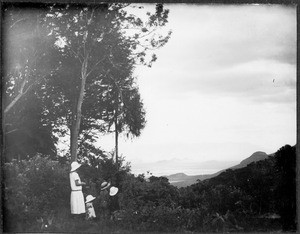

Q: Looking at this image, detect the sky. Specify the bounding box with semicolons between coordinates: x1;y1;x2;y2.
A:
97;4;297;176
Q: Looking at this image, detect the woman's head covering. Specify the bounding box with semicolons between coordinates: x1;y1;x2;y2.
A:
70;161;81;172
109;186;119;196
85;195;96;203
101;181;111;190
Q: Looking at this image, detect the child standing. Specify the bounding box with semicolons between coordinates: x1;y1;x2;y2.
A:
99;182;111;219
99;182;119;219
85;195;96;220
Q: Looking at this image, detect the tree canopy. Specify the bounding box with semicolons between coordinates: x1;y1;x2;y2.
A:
3;3;171;162
44;3;171;161
3;4;59;161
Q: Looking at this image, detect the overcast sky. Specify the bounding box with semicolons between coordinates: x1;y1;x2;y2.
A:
98;4;296;175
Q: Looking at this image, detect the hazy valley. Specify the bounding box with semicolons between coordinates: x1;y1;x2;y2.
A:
166;151;271;187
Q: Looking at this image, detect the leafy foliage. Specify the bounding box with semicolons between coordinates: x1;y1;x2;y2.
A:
3;3;171;161
3;155;69;232
42;3;171;160
3;144;296;232
273;145;297;231
4;91;58;162
3;4;59;161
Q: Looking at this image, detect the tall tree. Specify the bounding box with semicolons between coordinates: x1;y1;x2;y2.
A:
99;74;146;164
3;4;57;115
112;82;146;164
2;4;59;161
46;3;171;161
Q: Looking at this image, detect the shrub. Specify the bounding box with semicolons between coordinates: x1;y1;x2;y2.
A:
3;155;70;232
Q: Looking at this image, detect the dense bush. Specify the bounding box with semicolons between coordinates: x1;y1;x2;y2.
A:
3;155;70;232
2;144;296;233
114;173;192;232
274;145;297;231
3;153;132;232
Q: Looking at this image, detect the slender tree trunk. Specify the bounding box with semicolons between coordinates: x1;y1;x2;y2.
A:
70;57;88;161
115;116;118;165
114;91;121;166
114;93;119;165
114;103;120;197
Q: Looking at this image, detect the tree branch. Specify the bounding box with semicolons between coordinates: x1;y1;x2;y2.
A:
4;73;48;114
138;28;157;39
5;128;19;135
4;77;27;114
108;3;131;11
10;18;27;29
86;55;107;77
69;47;83;64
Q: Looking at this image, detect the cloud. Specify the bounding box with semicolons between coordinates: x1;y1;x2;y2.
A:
136;5;296;107
194;60;296;102
138;4;296;102
128;5;297;169
163;4;296;68
142;58;296;105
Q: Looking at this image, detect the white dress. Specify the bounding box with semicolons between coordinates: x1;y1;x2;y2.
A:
86;202;96;219
70;172;85;214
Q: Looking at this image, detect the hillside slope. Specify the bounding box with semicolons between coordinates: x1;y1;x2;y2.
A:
230;151;269;169
167;151;272;187
167;171;223;187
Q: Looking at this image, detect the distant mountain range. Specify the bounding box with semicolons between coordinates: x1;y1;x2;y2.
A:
133;158;238;177
166;151;271;187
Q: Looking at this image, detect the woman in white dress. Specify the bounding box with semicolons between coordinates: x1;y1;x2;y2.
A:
70;161;86;216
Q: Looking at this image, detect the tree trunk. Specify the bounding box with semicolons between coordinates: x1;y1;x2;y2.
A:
114;95;119;166
115;117;118;165
70;57;88;161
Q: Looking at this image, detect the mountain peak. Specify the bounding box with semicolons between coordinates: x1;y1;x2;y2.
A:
251;151;267;156
241;151;267;162
233;151;268;169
